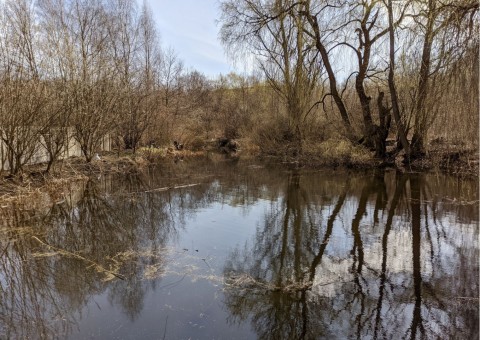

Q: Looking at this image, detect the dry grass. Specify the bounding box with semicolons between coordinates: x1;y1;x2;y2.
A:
236;137;261;155
32;235;126;281
0;148;210;206
276;138;376;169
307;138;373;167
410;145;479;177
224;272;313;293
138;146;206;163
138;146;168;162
0;172;87;209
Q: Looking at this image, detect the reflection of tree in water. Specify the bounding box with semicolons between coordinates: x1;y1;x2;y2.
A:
0;164;225;339
0;160;477;339
224;171;349;339
224;171;479;339
0;205;79;338
0;157;293;339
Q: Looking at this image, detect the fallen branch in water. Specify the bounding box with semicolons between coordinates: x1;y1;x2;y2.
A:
144;183;201;193
31;236;125;280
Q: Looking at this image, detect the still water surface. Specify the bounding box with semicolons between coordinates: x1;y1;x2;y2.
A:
0;156;478;339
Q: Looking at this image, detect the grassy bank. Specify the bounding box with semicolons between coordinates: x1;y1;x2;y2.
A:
0;138;477;206
0;146;220;205
253;136;478;176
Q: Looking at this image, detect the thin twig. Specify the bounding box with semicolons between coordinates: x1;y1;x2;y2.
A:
144;183;201;193
158;274;186;290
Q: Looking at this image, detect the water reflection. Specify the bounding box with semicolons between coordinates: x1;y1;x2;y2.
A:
223;170;479;340
0;158;477;339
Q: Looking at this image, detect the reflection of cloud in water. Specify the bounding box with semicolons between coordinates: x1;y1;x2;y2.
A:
0;160;477;339
222;170;479;340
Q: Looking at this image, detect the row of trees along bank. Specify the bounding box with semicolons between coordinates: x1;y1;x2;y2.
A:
219;0;479;159
0;0;240;175
0;0;478;177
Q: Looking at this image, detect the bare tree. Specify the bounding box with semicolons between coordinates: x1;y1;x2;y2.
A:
0;0;50;175
298;0;353;132
37;0;77;172
220;0;321;153
131;1;162;151
386;0;410;155
67;0;117;162
212;73;254;139
157;47;184;142
300;0;411;157
408;0;478;155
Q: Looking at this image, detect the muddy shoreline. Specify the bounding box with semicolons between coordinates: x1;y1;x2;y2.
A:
0;146;477;206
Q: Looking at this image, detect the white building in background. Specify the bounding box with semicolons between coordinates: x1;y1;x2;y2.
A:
0;129;111;171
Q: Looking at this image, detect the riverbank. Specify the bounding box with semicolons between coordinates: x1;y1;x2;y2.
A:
257;138;479;177
0;140;477;205
0;148;210;205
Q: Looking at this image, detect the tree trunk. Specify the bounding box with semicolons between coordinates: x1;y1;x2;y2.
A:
354;34;384;158
412;0;436;157
355;74;377;149
387;0;410;157
302;9;353;134
375;92;392;159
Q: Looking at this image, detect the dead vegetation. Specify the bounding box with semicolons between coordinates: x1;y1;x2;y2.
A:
225;273;314;293
0;171;87;208
0;136;477;209
0;148;211;206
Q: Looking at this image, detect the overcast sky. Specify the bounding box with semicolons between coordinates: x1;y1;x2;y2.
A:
145;0;235;78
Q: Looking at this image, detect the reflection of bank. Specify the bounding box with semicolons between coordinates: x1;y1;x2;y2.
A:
0;162;477;339
223;172;479;340
0;174;177;339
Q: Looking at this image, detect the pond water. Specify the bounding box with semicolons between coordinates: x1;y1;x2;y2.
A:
0;156;478;339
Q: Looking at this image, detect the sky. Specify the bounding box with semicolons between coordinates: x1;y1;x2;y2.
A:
145;0;236;78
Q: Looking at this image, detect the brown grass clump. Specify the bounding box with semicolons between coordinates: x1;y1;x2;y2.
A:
236;137;261;155
185;136;207;151
71;154;148;173
301;138;374;168
224;272;313;293
0;171;87;208
137;146;167;162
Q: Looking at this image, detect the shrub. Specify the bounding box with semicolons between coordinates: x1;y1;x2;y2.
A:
252;115;296;156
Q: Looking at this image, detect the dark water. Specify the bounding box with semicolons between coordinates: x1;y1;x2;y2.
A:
0;156;478;339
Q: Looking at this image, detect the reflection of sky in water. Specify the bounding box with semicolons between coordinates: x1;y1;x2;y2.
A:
181;201;264;258
0;160;478;339
71;200;266;339
71;276;256;339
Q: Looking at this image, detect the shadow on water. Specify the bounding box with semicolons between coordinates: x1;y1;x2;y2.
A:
0;156;478;339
